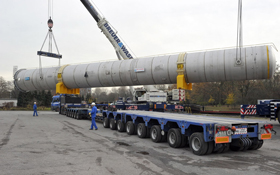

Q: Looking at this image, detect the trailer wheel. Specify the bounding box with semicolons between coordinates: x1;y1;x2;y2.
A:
150;125;162;143
248;138;258;150
229;145;243;151
137;123;147;138
189;132;208;155
126;121;135;135
255;140;263;150
55;108;59;112
206;141;214;155
213;144;224;153
117;120;125;132
76;112;80;120
71;111;74;118
110;119;117;130
167;128;182;148
103;117;109;128
221;143;230;153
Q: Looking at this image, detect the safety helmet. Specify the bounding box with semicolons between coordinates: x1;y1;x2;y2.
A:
91;102;96;106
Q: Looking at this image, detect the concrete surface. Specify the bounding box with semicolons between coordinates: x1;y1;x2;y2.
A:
0;111;280;175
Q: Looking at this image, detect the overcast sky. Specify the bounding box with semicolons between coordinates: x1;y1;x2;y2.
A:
0;0;279;81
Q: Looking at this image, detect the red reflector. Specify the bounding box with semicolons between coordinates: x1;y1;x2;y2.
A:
217;126;229;132
264;124;273;130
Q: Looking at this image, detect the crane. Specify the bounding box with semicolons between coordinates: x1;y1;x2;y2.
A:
80;0;133;60
81;0;166;103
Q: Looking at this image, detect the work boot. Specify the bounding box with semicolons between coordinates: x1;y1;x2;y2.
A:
89;128;93;130
95;128;98;130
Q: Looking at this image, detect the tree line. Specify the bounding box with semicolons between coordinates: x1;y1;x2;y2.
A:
188;68;280;106
17;91;53;107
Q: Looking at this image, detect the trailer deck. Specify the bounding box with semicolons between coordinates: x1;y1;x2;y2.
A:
101;110;274;155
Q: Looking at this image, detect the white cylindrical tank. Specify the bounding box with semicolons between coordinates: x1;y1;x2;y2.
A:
14;45;276;92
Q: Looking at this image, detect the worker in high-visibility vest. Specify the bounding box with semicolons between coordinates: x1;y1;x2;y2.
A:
89;102;98;130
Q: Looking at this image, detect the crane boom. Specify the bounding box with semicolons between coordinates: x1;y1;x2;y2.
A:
80;0;133;60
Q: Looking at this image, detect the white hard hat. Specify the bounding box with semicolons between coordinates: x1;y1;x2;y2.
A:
91;102;96;106
34;102;36;104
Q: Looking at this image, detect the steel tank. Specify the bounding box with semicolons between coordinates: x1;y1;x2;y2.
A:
14;44;276;91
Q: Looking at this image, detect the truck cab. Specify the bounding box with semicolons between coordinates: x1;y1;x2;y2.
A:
51;95;60;112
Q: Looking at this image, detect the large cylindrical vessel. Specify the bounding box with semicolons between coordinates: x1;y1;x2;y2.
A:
14;44;276;92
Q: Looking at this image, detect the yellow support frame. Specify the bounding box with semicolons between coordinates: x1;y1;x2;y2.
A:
56;65;80;95
176;53;192;90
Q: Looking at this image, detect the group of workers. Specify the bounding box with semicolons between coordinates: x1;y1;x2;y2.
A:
32;101;98;130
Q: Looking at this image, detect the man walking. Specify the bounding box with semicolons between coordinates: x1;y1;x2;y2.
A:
33;102;38;116
89;102;98;130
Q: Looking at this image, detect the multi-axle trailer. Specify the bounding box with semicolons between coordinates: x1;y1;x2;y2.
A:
64;107;275;155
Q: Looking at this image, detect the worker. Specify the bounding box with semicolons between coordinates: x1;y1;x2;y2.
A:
89;102;98;130
33;102;38;116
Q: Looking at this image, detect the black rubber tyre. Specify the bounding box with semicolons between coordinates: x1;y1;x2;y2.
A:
206;141;214;155
71;111;74;118
189;132;209;155
55;107;59;112
150;125;162;143
126;121;135;135
103;117;109;128
167;128;182;148
110;119;117;130
76;113;80;120
117;120;125;132
137;123;147;138
241;139;250;151
180;135;188;148
214;145;224;154
221;143;230;153
230;145;243;151
255;140;264;150
248;139;258;150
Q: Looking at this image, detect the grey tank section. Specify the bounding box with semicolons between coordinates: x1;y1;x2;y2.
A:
14;45;276;91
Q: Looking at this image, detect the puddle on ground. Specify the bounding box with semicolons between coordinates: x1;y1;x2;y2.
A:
136;151;149;155
116;142;130;146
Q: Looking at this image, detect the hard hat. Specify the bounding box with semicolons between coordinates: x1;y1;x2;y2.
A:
34;102;36;104
91;102;96;106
